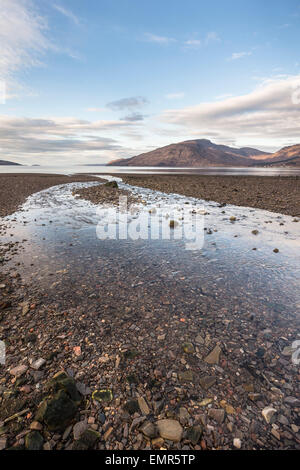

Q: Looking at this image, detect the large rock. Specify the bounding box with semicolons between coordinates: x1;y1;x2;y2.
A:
46;371;81;405
35;389;77;431
72;429;100;450
156;419;183;442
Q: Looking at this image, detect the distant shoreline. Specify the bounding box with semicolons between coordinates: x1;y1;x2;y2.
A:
118;174;300;217
0;173;299;219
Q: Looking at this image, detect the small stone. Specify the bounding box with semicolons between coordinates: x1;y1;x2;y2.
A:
208;408;225;424
199;376;216;390
199;398;212;407
262;406;277;424
30;421;43;431
22;303;30;315
25;431;44;450
31;358;46;370
0;438;7;451
152;437;164;449
103;426;113;441
273;248;279;253
92;389;113;403
186;425;203;446
73;429;100;450
233;438;242;449
182;342;194;354
178;407;190;425
10;364;28;377
140;421;157;438
284;396;300;406
271;429;281;440
178;370;194;383
291;424;299;433
195;334;204;345
138;397;150;415
205;345;222;364
73;421;88;440
124;400;139;415
156;419;183;442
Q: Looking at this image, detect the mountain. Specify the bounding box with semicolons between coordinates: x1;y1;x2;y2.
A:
0;159;22;166
108;139;270;167
252;144;300;166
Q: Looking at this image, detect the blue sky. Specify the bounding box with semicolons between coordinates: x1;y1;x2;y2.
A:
1;0;300;164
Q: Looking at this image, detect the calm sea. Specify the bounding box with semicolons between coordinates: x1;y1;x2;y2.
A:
1;165;300;176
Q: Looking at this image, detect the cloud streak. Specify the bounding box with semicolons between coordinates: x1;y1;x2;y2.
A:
161;75;300;147
106;96;148;111
0;115;139;163
53;4;80;25
0;0;51;82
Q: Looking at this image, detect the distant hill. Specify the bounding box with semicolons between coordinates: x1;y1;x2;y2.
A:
108;139;300;167
253;144;300;167
108;139;270;167
0;159;22;166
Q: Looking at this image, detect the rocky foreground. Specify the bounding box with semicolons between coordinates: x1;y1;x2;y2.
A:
0;177;299;451
0;256;299;450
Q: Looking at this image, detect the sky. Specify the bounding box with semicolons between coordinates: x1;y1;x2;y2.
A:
1;0;300;165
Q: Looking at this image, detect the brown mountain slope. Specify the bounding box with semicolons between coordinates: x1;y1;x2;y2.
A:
253;144;300;166
108;139;268;167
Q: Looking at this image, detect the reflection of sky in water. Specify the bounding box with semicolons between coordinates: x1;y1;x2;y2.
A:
1;165;300;177
1;179;300;319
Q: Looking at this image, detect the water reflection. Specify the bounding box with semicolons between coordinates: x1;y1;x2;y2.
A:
1;180;300;323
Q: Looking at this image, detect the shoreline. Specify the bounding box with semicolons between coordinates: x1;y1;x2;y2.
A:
0;173;299;218
0;174;100;218
116;174;300;218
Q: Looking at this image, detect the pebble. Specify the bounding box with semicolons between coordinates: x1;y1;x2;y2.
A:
156;419;183;442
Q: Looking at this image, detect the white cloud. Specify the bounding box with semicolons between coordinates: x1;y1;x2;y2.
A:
165;92;185;100
0;115;140;164
53;4;80;25
229;51;252;61
0;0;51;82
161;75;300;147
205;32;220;44
184;39;202;48
144;33;176;44
86;107;106;112
106;96;148;110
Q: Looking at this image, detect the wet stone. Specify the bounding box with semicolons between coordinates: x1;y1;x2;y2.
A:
199;375;216;390
25;431;44;450
156;419;183;442
205;345;222;364
186;425;203;446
